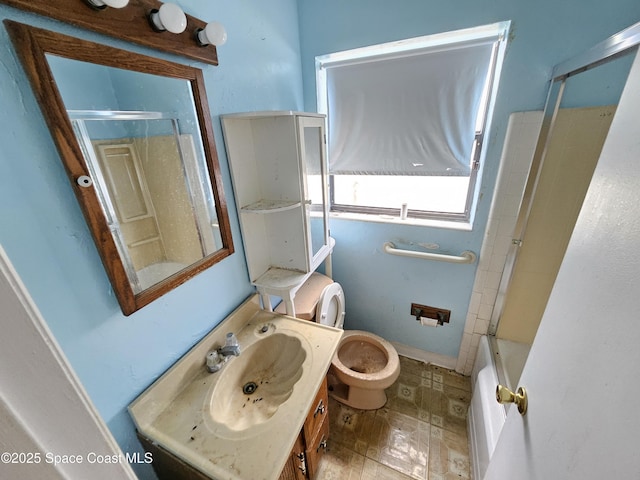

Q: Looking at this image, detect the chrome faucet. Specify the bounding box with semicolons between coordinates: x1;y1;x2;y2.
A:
218;344;240;357
206;333;240;373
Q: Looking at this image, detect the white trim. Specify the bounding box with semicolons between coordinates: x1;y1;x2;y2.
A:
392;341;457;370
0;245;137;480
316;21;510;69
329;211;473;231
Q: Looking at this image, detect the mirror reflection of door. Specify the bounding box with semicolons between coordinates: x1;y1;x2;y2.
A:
70;113;222;292
48;54;225;293
96;141;167;282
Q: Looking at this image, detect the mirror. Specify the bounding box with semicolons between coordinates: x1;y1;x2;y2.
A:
5;20;234;315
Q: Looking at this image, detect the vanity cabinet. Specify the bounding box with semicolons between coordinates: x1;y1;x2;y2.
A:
279;378;330;480
222;112;334;316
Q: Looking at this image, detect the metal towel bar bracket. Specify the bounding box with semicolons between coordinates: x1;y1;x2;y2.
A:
383;242;476;264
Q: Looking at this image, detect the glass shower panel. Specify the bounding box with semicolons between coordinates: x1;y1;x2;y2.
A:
494;46;638;349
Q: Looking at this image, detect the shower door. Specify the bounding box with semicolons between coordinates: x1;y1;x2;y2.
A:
490;40;638;345
484;22;640;480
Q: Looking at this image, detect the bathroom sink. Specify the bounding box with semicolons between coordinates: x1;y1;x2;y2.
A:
128;295;342;480
208;332;306;432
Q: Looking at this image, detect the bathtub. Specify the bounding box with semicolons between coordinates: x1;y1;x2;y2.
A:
468;335;531;480
136;261;187;290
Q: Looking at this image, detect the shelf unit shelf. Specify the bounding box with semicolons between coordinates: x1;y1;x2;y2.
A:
240;199;302;214
222;111;332;317
253;267;312;290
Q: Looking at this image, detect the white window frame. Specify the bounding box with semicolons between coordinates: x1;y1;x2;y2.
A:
316;21;510;227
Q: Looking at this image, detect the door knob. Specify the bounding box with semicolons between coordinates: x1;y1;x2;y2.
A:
496;384;528;415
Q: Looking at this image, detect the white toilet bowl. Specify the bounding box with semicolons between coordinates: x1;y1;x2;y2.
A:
277;273;400;410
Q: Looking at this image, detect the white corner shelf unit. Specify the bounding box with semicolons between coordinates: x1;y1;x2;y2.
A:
222;111;334;315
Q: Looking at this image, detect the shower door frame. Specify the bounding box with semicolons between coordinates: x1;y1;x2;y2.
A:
488;21;640;335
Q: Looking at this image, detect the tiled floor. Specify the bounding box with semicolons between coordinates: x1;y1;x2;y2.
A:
316;356;472;480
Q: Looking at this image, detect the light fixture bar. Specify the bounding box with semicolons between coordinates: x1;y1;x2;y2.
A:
85;0;129;9
0;0;220;65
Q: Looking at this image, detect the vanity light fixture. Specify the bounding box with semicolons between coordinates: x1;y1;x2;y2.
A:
149;2;187;34
195;21;227;47
85;0;129;9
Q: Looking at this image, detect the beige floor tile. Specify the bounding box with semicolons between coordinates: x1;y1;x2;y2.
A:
398;356;432;380
315;441;366;480
428;426;470;479
366;409;429;480
361;458;415;480
385;371;431;422
317;357;472;480
430;384;471;437
432;365;471;392
328;396;377;456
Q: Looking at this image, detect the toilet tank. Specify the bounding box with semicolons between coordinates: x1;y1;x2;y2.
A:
274;272;334;320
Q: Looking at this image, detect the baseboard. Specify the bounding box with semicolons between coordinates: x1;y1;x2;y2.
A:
391;341;458;370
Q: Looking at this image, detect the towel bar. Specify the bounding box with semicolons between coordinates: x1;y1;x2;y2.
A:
383;242;476;264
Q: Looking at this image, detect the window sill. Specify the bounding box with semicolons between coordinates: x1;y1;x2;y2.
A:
328;211;473;231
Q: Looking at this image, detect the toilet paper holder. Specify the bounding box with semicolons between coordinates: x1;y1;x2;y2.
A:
411;303;450;326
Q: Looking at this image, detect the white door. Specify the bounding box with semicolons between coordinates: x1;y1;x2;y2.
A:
485;49;640;478
0;245;137;480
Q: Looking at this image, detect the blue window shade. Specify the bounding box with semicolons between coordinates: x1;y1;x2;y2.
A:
326;40;495;177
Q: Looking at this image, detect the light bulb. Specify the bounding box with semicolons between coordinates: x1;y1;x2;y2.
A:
196;21;227;47
149;3;187;34
85;0;129;9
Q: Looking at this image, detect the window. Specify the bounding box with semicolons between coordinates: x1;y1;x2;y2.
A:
316;22;510;224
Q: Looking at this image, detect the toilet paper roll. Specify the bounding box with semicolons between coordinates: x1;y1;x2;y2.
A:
420;317;439;327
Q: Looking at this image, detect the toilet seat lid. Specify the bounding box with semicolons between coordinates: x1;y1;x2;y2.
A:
315;282;345;329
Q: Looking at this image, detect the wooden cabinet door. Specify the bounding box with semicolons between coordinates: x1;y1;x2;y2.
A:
303;378;328;444
279;431;307;480
302;378;329;480
304;418;329;480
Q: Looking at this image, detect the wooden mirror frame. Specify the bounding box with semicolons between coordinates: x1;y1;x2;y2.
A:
5;20;234;315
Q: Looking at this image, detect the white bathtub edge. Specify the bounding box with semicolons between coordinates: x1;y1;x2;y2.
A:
469;335;507;480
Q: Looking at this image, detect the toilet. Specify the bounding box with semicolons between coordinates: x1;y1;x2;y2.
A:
275;273;400;410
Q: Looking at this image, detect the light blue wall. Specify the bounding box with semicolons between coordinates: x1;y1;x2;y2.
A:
3;1;640;478
297;0;640;358
0;1;302;479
